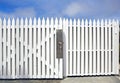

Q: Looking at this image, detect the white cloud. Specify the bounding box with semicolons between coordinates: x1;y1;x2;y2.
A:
0;7;36;18
62;2;90;17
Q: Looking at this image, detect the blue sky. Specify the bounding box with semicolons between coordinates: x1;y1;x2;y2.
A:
0;0;120;19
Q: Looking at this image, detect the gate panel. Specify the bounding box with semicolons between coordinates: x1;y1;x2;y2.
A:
0;18;63;79
65;19;119;76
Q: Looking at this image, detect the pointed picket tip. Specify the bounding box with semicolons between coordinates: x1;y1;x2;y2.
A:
59;17;62;25
63;18;65;22
116;19;119;25
8;18;11;25
69;19;72;25
77;19;80;25
101;19;104;26
29;18;32;25
12;18;15;25
93;19;96;26
25;18;28;25
38;17;41;25
46;17;49;25
20;18;24;25
0;18;2;26
85;19;88;27
105;19;107;25
50;17;54;25
55;17;58;24
33;17;37;25
81;19;84;26
66;18;68;24
73;19;76;25
16;18;19;26
3;18;6;25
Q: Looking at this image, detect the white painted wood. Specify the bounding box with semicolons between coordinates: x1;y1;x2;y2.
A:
89;20;92;75
0;18;119;79
85;19;88;75
16;18;20;77
41;18;45;78
105;20;108;75
101;19;104;75
69;19;73;75
59;18;63;78
50;18;54;78
93;20;96;75
20;18;24;77
0;18;2;77
3;19;7;77
33;18;37;77
11;18;15;78
65;19;68;76
46;18;50;78
108;19;112;75
97;20;100;75
73;19;77;75
77;19;80;75
113;20;119;74
54;18;59;78
81;19;84;76
37;18;41;78
29;18;33;78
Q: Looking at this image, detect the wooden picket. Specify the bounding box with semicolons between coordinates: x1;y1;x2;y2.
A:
0;18;119;79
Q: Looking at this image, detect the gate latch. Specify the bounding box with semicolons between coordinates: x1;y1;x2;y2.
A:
56;29;63;58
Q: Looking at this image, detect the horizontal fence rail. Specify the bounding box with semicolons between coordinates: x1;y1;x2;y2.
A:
0;18;119;79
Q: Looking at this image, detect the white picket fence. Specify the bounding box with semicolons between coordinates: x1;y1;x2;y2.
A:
0;18;119;79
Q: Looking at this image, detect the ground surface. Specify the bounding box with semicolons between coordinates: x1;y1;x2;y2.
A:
0;76;119;83
0;65;120;83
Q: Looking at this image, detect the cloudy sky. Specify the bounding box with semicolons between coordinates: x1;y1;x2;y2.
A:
0;0;120;19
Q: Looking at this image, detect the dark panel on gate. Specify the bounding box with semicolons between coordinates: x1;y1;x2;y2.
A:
56;29;63;58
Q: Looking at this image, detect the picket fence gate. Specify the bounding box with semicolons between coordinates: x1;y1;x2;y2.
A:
0;18;119;79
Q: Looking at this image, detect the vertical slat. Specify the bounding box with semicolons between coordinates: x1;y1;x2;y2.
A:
33;18;37;77
81;19;84;76
77;19;80;75
89;20;92;75
115;20;119;74
85;19;88;75
0;18;2;77
97;20;100;75
108;19;112;74
112;19;115;73
7;19;11;78
42;18;45;78
63;18;66;77
16;18;20;77
46;18;50;78
69;19;72;75
50;18;54;78
55;18;58;78
37;18;41;78
11;18;15;78
59;18;63;78
113;20;119;74
3;19;6;77
93;20;96;75
20;18;24;77
101;20;104;74
25;18;28;77
105;20;108;75
29;18;32;77
73;19;76;75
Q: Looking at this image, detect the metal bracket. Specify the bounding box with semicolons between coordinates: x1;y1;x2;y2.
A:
56;29;63;58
